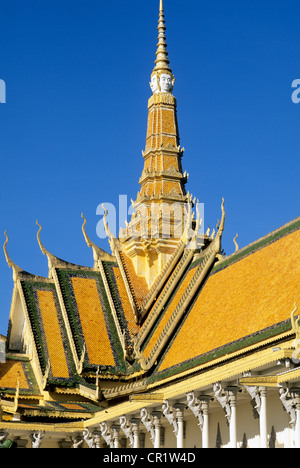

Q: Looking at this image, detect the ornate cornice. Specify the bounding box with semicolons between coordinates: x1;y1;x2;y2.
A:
148;92;176;108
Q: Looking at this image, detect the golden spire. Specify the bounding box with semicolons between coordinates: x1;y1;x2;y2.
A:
151;0;175;92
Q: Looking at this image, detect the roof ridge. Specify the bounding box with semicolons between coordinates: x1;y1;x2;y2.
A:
215;216;300;273
138;235;223;370
140;240;185;317
134;246;195;351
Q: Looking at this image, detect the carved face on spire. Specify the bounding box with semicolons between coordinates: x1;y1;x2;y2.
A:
159;73;173;93
150;72;174;94
150;74;159;93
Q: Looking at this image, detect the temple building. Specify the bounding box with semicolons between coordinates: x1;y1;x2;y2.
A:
1;0;300;449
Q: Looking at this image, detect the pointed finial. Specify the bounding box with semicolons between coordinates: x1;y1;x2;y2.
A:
150;0;175;94
233;233;239;252
36;220;47;256
81;213;115;263
36;220;66;276
81;213;92;249
3;231;23;281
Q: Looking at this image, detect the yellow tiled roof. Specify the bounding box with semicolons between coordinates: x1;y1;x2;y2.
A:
37;290;70;378
158;227;300;372
72;277;116;366
0;360;29;390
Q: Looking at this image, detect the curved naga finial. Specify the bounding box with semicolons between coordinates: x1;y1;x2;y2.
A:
184;199;203;250
102;204;121;254
81;213;98;266
81;213;115;263
182;193;193;243
102;204;115;241
3;231;23;281
233;233;239;252
210;198;225;256
36;220;61;277
81;213;91;248
36;220;47;256
194;200;203;235
218;198;225;235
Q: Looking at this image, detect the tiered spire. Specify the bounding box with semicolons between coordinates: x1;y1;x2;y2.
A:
138;0;187;207
119;0;191;287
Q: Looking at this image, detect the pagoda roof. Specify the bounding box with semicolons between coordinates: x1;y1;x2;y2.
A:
2;215;299;410
1;193;299;429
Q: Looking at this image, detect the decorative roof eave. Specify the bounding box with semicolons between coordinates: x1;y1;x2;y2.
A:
149;304;299;390
135;199;225;371
0;376;19;415
139;168;185;185
142;143;184;159
0;420;84;433
83;342;297;429
139;196;202;318
147;339;298;400
21;407;96;420
102;378;148;401
53;384;103;404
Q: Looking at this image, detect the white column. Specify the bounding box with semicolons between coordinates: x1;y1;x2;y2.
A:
130;418;140;448
93;431;102;448
291;389;300;448
111;425;120;448
199;396;210;448
174;403;185;449
226;386;238;449
259;387;268;448
152;411;162;448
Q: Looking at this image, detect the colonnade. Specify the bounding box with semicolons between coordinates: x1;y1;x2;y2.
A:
77;383;300;449
1;383;300;448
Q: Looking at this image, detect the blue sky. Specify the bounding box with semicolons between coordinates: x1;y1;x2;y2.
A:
0;0;299;334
